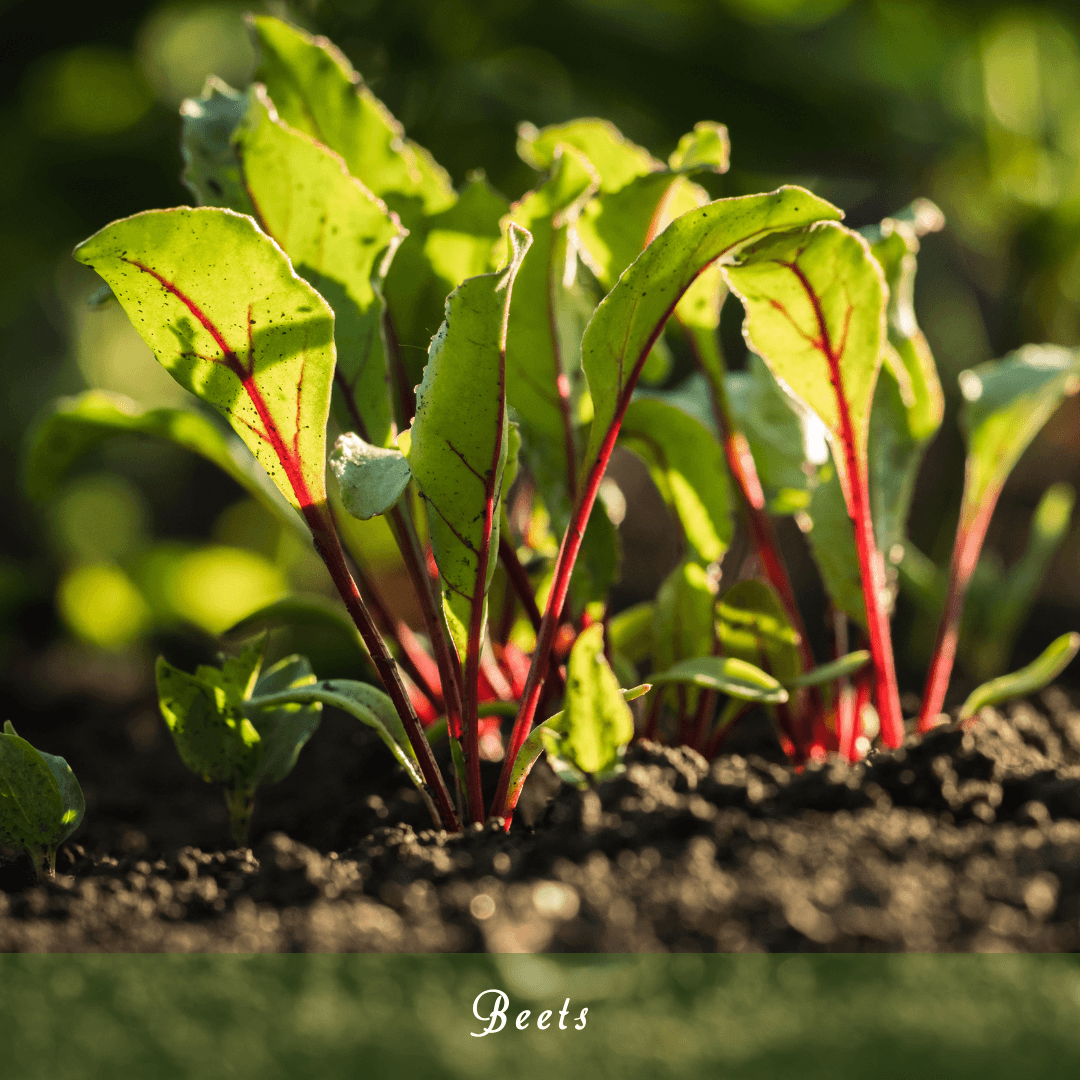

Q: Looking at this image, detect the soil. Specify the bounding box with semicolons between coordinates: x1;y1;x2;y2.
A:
4;644;1080;953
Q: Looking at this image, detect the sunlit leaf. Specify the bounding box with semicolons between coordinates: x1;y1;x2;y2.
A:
74;208;336;516
250;15;454;224
539;623;634;784
0;721;85;875
581;188;842;475
407;225;531;657
184;82;406;449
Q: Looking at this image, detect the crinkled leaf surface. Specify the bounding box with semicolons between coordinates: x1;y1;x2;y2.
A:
0;722;84;860
715;579;802;683
23;391;298;536
958;345;1080;531
74;208;336;514
581;188;842;474
156;655;262;786
331;432;412;520
723;221;886;503
250;15;454;224
184;83;405;448
619;397;732;562
245;655;321;786
540;623;633;781
407;225;531;655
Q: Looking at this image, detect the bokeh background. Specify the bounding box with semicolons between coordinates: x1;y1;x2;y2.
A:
4;0;1080;718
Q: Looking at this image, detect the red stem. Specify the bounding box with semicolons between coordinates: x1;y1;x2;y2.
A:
916;485;997;733
119;256;458;824
497;535;566;692
780;260;904;749
491;317;667;823
307;506;460;829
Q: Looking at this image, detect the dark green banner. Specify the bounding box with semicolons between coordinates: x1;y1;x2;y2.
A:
2;954;1080;1078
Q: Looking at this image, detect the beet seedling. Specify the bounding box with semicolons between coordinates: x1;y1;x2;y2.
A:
0;721;85;878
28;14;1079;840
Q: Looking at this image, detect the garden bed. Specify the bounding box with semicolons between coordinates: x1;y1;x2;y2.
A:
4;659;1080;952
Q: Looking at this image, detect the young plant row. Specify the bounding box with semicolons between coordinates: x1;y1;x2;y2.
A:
10;16;1079;854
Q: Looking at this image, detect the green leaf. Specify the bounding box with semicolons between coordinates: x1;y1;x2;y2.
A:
407;224;532;657
183;81;406;448
715;579;802;684
517;118;658;195
0;722;84;873
726;355;820;514
804;205;946;626
156;655;262;787
330;433;412;520
22;390;300;536
958;632;1080;722
723;221;886;503
668;122;730;174
245;655;321;786
581;187;843;475
958;345;1080;531
250;15;454;224
503;146;599;511
619;397;733;562
504;684;649;809
783;651;870;689
74;208;336;515
383;176;510;391
180;77;256;216
650;656;787;703
608;601;654;665
248;679;425;793
540;623;634;782
653;560;717;677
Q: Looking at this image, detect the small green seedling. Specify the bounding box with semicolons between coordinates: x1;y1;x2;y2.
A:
156;639;321;845
0;721;85;878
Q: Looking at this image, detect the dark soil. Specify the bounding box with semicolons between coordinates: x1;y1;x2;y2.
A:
4;656;1080;951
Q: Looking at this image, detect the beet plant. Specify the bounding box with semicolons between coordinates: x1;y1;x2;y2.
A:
24;15;1080;839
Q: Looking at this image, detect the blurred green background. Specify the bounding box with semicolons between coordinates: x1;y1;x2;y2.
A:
4;0;1080;707
2;954;1080;1077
